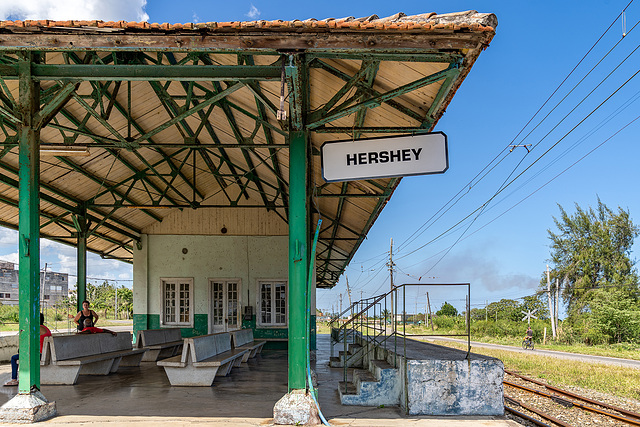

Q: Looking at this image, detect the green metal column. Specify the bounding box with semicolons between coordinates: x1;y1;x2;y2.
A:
74;213;87;312
288;130;308;391
17;53;41;393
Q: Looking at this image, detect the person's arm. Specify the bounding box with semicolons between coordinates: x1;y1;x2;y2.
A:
76;329;90;334
101;328;117;336
73;311;81;327
92;311;99;325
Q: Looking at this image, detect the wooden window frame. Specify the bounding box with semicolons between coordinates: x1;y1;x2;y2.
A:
160;277;194;327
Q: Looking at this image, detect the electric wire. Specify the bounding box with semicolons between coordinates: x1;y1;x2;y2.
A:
394;3;634;257
397;109;640;282
398;53;640;264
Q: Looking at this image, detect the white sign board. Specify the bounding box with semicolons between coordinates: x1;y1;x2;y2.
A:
321;132;448;182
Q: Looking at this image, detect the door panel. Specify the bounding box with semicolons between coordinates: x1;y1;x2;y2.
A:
210;280;241;333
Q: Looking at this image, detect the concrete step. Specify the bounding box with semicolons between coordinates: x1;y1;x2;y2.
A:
330;344;365;368
370;359;395;380
339;360;401;407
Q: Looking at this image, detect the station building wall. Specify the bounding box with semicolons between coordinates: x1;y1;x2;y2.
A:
132;233;316;349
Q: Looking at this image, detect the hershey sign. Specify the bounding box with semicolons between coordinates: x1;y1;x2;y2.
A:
321;132;448;182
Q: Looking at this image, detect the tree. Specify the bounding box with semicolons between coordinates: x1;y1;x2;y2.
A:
589;287;640;343
436;302;457;317
116;287;133;319
521;294;549;320
486;299;521;321
546;199;639;318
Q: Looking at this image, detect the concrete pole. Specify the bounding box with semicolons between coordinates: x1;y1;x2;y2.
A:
546;265;556;338
389;238;394;330
287;130;308;391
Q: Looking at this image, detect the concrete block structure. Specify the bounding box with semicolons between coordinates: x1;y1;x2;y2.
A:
339;335;504;416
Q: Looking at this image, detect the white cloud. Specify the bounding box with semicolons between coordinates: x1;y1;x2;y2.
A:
0;252;18;265
192;11;200;23
0;0;149;22
246;4;260;19
0;229;17;245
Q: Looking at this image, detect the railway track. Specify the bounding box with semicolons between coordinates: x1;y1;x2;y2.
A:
503;370;640;426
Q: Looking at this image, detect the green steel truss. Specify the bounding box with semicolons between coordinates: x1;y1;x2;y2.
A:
0;49;463;286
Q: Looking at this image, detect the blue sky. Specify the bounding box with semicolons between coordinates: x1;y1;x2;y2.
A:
1;0;639;317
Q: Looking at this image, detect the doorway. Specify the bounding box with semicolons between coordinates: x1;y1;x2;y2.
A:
209;279;241;333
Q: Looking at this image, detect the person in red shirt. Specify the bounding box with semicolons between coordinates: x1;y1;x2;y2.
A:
4;313;51;386
77;318;117;336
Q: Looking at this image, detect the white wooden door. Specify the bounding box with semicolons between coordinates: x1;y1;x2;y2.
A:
210;280;240;333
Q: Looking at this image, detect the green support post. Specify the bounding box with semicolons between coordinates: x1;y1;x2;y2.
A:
17;53;41;393
76;217;87;311
288;130;308;391
75;214;87;312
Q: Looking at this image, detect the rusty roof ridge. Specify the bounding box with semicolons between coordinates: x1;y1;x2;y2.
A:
0;11;497;32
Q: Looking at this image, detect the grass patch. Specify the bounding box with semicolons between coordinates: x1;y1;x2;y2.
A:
437;340;640;400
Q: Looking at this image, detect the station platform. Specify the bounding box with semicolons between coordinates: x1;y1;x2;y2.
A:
0;334;519;426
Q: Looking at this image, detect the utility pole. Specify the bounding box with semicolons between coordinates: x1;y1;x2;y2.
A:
115;286;118;320
547;265;556;339
427;292;434;331
485;300;488;322
553;278;560;332
425;295;427;325
388;238;395;331
339;293;343;316
40;263;47;313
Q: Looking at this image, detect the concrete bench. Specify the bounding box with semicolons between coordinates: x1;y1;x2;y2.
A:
157;332;248;386
230;329;266;362
136;328;183;362
40;332;146;385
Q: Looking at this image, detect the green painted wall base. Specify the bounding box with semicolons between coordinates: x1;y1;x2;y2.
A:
133;313;208;341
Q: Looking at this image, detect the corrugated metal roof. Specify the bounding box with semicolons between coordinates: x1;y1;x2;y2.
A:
0;11;496;287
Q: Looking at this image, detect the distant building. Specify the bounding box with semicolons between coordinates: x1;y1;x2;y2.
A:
0;261;69;306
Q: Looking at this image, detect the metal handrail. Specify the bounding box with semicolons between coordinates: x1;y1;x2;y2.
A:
331;282;471;409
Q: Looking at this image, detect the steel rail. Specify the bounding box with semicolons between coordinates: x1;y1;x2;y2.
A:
505;370;640;421
504;379;640;426
504;406;551;427
504;396;569;427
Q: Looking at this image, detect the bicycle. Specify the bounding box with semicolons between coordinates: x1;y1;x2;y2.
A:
522;336;534;350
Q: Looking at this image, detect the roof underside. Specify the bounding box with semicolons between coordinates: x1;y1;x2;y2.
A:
0;11;496;288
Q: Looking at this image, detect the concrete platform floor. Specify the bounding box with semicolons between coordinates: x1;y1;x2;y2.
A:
0;334;520;426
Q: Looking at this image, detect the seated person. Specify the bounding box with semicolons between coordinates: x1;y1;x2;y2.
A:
77;318;117;336
4;313;51;386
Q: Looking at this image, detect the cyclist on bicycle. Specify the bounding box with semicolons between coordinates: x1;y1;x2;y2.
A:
525;326;533;344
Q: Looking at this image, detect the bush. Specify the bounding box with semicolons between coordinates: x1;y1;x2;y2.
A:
0;305;19;323
432;315;461;330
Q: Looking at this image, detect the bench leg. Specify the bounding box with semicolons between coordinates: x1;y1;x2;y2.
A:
41;365;81;385
163;366;218;386
215;361;234;377
233;356;243;368
110;357;123;372
79;359;114;375
241;352;250;363
141;349;161;362
120;353;145;367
